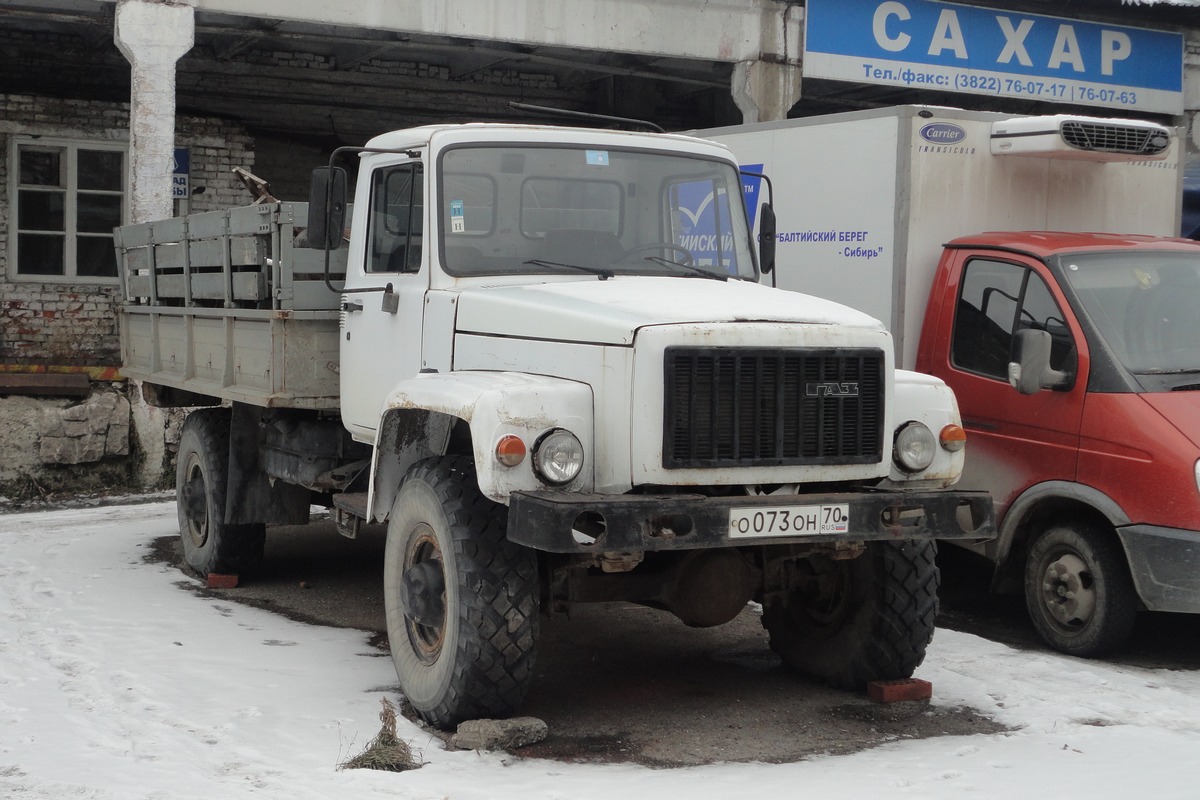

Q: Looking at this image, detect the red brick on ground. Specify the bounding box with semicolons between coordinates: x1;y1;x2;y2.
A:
207;573;239;589
867;678;933;703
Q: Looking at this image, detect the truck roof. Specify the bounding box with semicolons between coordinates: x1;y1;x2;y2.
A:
944;231;1200;259
365;122;731;157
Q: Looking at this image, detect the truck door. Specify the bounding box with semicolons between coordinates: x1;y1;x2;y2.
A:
340;158;426;440
931;253;1088;526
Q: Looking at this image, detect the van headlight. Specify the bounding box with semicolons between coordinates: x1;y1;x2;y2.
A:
893;422;936;473
532;428;584;485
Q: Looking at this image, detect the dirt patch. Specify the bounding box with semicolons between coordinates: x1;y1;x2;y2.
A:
150;519;1011;767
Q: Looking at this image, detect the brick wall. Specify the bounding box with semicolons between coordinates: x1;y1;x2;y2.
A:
0;94;253;370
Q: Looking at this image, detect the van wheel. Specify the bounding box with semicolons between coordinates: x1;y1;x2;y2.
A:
384;456;539;729
176;408;266;576
762;540;939;689
1024;522;1136;657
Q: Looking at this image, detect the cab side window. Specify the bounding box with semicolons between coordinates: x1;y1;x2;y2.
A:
367;163;423;273
952;258;1074;380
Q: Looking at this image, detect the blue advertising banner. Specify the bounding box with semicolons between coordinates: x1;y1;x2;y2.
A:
673;178;746;275
739;164;764;229
804;0;1184;114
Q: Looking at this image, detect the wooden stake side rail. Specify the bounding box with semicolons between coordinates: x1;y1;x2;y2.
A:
113;202;347;313
115;202;346;409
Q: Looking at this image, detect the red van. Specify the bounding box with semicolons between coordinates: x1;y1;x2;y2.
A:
916;232;1200;655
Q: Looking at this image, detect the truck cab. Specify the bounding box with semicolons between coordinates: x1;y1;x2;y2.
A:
917;232;1200;656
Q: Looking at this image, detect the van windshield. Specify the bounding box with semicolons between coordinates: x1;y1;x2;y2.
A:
1060;250;1200;376
436;144;757;281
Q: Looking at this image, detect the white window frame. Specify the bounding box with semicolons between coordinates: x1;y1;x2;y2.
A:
7;137;129;285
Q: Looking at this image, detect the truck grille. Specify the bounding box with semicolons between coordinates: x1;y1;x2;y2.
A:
663;347;884;469
1060;120;1170;156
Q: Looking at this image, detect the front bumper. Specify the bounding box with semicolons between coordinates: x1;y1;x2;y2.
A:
507;488;995;554
1118;525;1200;613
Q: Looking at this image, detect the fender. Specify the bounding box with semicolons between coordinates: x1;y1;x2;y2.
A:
991;479;1131;570
367;370;594;520
886;369;965;487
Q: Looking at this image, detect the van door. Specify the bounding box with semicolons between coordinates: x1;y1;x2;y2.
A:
930;252;1089;532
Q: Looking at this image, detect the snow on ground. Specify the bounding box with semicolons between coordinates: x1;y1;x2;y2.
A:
2;501;1199;799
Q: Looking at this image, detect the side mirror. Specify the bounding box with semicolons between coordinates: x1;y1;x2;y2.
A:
758;203;776;275
306;167;347;250
1008;328;1073;395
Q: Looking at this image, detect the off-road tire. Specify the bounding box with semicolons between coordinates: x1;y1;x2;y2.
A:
1024;521;1137;657
383;456;539;729
175;408;266;576
762;539;939;689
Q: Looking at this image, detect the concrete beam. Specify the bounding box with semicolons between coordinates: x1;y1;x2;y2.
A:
177;0;798;66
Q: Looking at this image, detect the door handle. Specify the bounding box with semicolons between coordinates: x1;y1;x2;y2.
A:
341;300;363;313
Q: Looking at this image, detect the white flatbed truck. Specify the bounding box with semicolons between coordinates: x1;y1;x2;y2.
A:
117;122;993;728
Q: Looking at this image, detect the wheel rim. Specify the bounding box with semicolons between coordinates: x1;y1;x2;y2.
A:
181;452;210;550
402;525;447;664
1038;550;1096;631
788;559;853;639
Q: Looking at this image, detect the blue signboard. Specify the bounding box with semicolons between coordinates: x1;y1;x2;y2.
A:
804;0;1184;114
171;147;190;199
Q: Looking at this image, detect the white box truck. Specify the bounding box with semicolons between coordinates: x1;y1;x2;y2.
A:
706;106;1200;657
115;121;993;728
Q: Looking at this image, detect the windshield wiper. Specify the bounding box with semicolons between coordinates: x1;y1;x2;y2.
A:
1131;367;1200;376
644;255;728;281
523;259;613;281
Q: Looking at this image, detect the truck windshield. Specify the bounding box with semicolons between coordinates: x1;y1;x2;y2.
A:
1060;251;1200;375
436;144;756;281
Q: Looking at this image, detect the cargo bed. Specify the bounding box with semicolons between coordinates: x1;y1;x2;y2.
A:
115;202;346;409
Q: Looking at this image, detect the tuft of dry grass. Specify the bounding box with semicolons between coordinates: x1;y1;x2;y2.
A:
340;698;423;772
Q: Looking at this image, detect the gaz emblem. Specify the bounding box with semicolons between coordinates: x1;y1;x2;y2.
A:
806;382;859;398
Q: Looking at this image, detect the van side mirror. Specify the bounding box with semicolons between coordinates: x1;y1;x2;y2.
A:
1008;328;1073;394
306;167;347;250
758;203;776;275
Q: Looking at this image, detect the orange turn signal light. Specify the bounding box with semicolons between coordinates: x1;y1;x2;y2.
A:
495;434;527;466
939;424;967;452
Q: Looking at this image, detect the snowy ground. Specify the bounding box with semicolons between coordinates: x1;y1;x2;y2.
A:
2;502;1199;799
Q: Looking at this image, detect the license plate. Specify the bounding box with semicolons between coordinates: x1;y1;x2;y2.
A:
728;504;850;538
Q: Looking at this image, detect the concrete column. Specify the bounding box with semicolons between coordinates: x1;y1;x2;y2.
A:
115;0;194;489
114;0;194;224
732;60;804;124
731;3;803;123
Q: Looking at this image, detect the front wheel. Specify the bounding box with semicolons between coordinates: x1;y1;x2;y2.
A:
762;540;939;689
1024;522;1137;657
383;456;539;729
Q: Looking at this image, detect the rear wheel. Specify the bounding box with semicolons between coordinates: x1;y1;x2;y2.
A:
383;456;539;729
762;540;939;689
175;408;266;575
1024;522;1136;657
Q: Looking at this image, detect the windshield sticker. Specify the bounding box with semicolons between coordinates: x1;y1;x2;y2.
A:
585;150;610;166
449;199;465;233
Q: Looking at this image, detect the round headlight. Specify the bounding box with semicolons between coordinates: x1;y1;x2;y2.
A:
894;422;936;473
532;428;584;486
